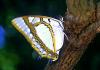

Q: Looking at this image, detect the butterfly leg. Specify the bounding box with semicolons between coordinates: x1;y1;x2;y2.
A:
36;56;42;61
48;59;53;64
63;32;69;41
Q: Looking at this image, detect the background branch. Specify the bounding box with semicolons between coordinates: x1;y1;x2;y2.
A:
45;0;100;70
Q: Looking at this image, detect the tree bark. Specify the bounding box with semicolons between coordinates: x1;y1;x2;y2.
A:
45;0;100;70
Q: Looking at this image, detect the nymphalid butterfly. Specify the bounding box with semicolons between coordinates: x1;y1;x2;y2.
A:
12;15;66;61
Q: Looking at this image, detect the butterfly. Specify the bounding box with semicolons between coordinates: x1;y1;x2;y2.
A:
12;15;66;61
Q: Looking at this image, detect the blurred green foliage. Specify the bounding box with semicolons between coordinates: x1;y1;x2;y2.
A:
0;49;19;70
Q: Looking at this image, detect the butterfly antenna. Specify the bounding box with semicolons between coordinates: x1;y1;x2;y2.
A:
58;16;69;41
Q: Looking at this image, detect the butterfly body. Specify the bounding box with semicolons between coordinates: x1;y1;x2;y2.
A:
12;15;65;61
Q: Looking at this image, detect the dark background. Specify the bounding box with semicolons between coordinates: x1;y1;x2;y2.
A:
0;0;100;70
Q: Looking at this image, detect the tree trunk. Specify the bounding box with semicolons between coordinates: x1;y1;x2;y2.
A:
45;0;100;70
